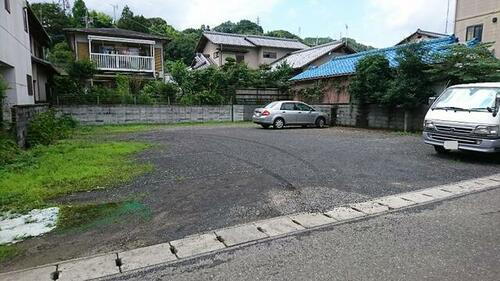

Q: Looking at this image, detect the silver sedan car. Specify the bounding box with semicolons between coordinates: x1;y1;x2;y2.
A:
252;101;328;129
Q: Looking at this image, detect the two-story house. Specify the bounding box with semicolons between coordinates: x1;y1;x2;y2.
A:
64;28;169;82
454;0;500;58
193;31;309;70
1;0;58;120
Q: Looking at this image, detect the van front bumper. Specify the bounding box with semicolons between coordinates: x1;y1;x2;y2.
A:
423;131;500;153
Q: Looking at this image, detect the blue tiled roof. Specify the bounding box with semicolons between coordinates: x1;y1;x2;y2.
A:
291;36;460;81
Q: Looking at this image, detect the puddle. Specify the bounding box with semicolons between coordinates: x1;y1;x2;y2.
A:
0;207;59;244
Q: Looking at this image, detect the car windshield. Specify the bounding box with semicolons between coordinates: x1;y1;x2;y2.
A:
433;87;499;111
264;102;279;109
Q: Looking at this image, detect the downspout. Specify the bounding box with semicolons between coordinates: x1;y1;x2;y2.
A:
220;44;223;66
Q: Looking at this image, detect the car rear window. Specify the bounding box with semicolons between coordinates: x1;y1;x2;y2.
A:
281;103;296;110
264;102;279;109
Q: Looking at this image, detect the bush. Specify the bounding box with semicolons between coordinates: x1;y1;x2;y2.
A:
27;110;77;146
0;133;20;167
139;80;179;103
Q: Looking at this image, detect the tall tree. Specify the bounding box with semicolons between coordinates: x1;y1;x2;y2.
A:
428;43;500;85
234;20;263;35
265;30;301;40
72;0;88;27
213;21;236;33
89;10;113;28
116;6;150;33
349;55;393;104
384;44;433;108
30;2;71;43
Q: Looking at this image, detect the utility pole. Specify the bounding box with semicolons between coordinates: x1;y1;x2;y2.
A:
110;4;118;24
445;0;451;33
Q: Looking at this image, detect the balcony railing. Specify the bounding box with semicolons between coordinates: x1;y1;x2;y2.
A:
90;53;154;72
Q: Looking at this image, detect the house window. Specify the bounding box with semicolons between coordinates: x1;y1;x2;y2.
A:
4;0;10;13
23;7;28;32
263;51;277;59
466;24;483;42
26;75;33;96
236;54;245;63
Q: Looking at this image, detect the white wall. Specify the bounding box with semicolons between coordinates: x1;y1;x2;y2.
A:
0;0;34;107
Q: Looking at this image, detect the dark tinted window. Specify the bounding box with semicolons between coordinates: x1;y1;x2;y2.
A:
280;103;296;110
296;103;313;111
466;24;483;42
27;74;33;96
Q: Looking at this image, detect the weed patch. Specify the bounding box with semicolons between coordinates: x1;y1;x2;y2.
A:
0;245;21;263
0;140;151;212
57;201;151;232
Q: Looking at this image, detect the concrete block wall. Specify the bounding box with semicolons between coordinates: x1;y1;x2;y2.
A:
11;104;49;147
332;104;428;131
57;105;246;125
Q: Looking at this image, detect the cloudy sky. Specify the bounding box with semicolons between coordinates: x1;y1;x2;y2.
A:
33;0;456;48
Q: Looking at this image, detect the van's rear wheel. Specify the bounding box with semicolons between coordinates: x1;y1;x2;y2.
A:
434;145;450;154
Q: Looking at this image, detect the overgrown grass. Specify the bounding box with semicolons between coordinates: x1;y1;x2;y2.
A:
57;201;151;232
0;140;151;212
0;245;21;263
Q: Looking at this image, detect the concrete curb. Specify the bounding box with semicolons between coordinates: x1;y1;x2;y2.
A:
2;173;500;281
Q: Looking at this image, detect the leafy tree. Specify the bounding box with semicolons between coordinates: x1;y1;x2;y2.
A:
165;31;201;65
342;38;375;52
117;6;150;33
234;20;263;35
31;2;71;43
349;55;393;104
265;30;301;40
89;10;113;28
428;43;500;85
384;44;433;108
149;18;178;39
72;0;88;27
67;60;97;85
213;20;263;35
47;42;73;69
213;21;236;33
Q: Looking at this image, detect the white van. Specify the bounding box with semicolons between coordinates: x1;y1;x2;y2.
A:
423;82;500;154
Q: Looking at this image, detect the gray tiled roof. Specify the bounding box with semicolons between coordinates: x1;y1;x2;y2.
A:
270;41;346;69
64;28;168;41
202;31;308;50
203;32;255;47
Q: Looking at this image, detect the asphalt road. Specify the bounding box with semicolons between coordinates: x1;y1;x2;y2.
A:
4;124;499;272
104;188;500;281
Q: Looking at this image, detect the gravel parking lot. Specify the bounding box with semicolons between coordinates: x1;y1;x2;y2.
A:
4;124;499;271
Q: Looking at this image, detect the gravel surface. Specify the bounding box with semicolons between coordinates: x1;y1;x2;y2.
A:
105;188;500;281
3;124;499;272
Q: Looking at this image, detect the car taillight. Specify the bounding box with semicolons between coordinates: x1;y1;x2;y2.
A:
262;110;270;116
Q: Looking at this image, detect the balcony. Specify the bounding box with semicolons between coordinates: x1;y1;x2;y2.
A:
90;53;154;72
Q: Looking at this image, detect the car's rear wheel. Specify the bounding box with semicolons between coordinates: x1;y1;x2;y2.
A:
434;145;450;154
315;117;326;128
261;124;270;129
273;118;285;129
